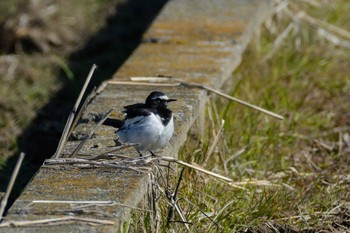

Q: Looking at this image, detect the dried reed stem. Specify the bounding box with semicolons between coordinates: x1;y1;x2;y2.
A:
70;109;114;157
44;158;150;173
180;82;284;120
54;64;98;158
30;200;151;212
130;76;174;82
203;119;225;166
173;202;191;232
297;11;350;40
161;157;232;182
0;216;114;227
107;80;180;87
108;78;284;120
0;152;25;222
67;86;98;138
81;143;140;160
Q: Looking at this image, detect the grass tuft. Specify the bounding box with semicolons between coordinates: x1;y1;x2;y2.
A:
149;0;350;231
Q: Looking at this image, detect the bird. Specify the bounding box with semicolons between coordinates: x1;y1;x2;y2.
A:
116;91;176;156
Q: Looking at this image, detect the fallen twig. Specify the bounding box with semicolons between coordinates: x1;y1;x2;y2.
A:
0;152;25;222
296;10;350;40
44;158;152;173
160;157;247;191
108;78;284;120
173;201;192;232
107;80;179;87
296;0;321;7
54;64;98;158
161;157;283;190
28;200;152;212
77;143;139;160
277;1;350;48
130;76;175;82
180;82;284;120
232;179;281;187
203;119;225;166
67;86;98;138
317;28;350;49
0;216;114;227
70;109;114;157
161;157;233;183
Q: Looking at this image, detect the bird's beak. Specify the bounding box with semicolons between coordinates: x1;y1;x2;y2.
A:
167;99;177;102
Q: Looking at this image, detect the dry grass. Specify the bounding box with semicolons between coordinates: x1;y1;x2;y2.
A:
1;0;349;232
138;0;350;232
0;0;116;163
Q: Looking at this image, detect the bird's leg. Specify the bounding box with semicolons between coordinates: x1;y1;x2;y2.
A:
137;149;143;157
149;151;157;157
113;138;122;147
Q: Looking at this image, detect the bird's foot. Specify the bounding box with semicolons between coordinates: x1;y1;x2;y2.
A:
149;151;158;157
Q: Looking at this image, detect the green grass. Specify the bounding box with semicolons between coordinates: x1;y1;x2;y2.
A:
1;0;349;231
151;1;350;232
0;0;119;164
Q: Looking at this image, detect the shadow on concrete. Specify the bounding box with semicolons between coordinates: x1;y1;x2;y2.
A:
0;0;168;209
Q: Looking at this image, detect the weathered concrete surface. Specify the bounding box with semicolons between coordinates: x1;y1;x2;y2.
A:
115;0;271;88
1;0;272;232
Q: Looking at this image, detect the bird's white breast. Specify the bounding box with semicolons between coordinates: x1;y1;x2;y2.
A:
154;115;174;150
117;113;174;151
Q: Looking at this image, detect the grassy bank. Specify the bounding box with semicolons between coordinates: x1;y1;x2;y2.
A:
150;1;350;232
0;0;116;164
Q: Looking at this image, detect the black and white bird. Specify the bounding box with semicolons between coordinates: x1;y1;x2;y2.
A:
117;91;176;156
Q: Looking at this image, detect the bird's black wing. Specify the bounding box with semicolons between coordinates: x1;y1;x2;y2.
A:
103;118;123;128
123;103;152;119
123;103;144;110
103;104;150;129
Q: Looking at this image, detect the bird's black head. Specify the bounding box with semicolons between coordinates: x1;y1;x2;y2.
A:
145;91;176;107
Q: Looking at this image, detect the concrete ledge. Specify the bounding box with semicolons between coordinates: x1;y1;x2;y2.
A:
1;0;272;231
